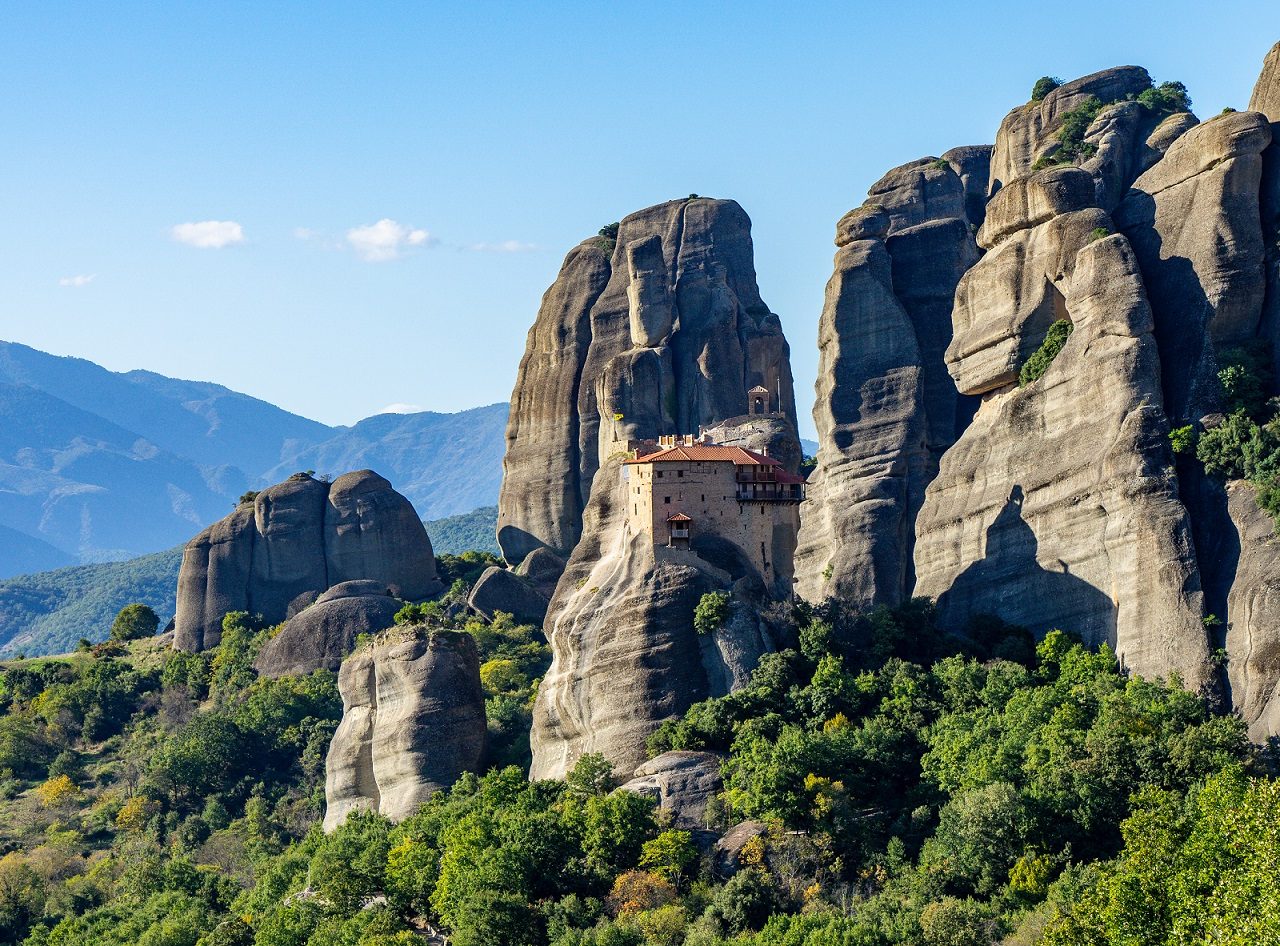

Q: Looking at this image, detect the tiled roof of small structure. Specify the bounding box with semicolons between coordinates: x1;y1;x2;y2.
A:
666;513;693;521
626;445;779;465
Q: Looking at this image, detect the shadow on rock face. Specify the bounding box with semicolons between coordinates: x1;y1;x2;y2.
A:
938;485;1118;650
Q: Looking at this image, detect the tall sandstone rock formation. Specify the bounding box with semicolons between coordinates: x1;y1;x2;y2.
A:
324;629;486;830
521;198;799;779
913;169;1212;689
174;470;440;652
801;52;1280;732
498;198;797;568
794;156;980;606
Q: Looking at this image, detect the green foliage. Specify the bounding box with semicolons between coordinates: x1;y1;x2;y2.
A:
0;573;1270;946
108;604;158;643
597;222;620;254
693;592;731;636
1088;226;1110;243
1169;424;1196;455
1031;76;1061;101
1137;80;1192;116
1054;96;1104;163
0;547;181;659
1019;319;1074;387
424;507;499;556
235;491;259;507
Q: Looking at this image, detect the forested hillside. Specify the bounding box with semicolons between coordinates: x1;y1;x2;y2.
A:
0;590;1273;946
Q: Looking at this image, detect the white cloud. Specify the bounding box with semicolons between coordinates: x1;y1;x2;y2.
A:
377;403;425;415
346;219;434;262
171;220;245;249
468;240;538;253
58;274;96;288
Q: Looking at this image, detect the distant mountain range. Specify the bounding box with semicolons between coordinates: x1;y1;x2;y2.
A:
0;341;508;579
0;505;502;658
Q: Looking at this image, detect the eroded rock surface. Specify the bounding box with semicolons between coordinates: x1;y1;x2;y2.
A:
324;629;485;830
916;232;1213;690
1224;483;1280;740
498;198;798;567
254;582;401;678
989;67;1153;195
466;566;549;626
796;159;979;606
175;470;440;651
618;751;723;832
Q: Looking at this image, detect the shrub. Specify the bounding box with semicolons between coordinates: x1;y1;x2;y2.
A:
1088;226;1110;243
110;603;159;642
1031;76;1061;102
1137;80;1192;116
1019;320;1074;386
693;592;731;636
1055;96;1104;163
1169;425;1197;455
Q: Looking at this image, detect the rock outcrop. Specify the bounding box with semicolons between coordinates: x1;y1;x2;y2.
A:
498;198;799;568
914;218;1213;689
1224;483;1280;740
466;566;549;627
988;67;1153;195
1116;111;1272;422
254;581;402;678
324;629;485;831
795;159;980;606
175;470;440;652
618;751;723;832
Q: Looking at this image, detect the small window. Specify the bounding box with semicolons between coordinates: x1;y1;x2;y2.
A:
678;470;684;478
664;496;671;504
657;470;664;478
633;504;637;515
701;494;705;502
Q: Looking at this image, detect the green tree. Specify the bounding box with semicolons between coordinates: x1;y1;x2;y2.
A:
110;603;159;642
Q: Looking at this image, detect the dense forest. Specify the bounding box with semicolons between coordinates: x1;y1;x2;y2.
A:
0;562;1275;946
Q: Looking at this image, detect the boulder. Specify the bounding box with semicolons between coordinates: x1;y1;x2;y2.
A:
714;821;767;879
324;470;441;600
174;471;439;652
497;238;611;565
1224;483;1280;740
173;503;255;651
466;566;548;626
498;198;799;569
1251;41;1280;119
976;166;1098;250
797;163;980;607
618;751;723;832
1079;102;1197;212
988;66;1153;194
513;546;566;600
915;233;1214;691
835;203;891;246
254;584;402;678
530;458;781;779
949;204;1111;396
324;629;486;831
248;473;329;623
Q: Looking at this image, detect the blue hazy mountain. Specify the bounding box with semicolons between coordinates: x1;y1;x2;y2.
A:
0;341;509;578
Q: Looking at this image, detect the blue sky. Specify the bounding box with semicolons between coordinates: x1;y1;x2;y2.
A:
1;2;1276;438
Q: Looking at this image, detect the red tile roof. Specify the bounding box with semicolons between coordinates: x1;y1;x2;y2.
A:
626;444;779;465
667;513;693;521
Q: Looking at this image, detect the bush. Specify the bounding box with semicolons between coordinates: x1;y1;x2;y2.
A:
1137;80;1192;116
693;592;731;636
1088;226;1110;243
1019;320;1074;386
109;603;159;642
1169;425;1196;455
1031;76;1061;102
1055;96;1104;163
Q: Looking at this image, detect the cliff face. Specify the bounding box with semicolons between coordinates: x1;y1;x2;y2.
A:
799;50;1280;730
498;198;798;569
174;470;440;652
324;629;485;830
794;158;979;607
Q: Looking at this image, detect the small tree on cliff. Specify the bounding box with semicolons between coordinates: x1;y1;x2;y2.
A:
110;603;159;642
